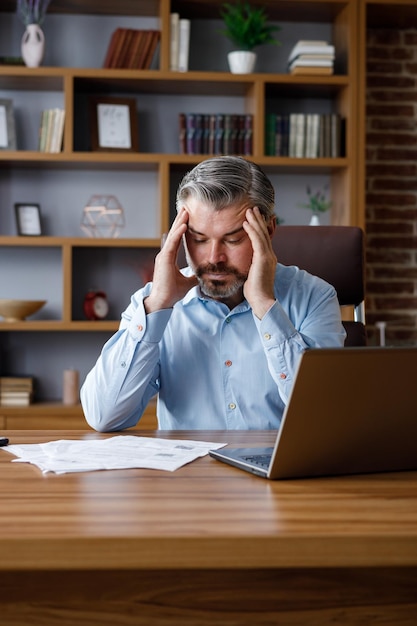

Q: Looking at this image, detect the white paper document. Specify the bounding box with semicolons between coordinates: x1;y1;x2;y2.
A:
2;436;227;474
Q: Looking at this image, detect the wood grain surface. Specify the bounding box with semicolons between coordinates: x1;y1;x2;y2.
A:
1;429;417;625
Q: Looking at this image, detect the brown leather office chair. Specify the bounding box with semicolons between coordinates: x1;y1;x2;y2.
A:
272;225;366;346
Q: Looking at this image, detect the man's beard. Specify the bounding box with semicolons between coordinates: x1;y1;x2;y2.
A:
194;262;247;299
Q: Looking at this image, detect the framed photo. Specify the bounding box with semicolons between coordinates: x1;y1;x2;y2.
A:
90;97;138;152
14;203;42;236
0;99;17;150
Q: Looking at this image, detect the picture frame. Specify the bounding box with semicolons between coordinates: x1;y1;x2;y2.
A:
90;97;138;152
0;98;17;150
14;203;42;236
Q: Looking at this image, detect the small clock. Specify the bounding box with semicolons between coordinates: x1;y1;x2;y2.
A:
83;290;109;321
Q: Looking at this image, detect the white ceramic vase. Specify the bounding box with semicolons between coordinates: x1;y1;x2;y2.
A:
227;51;257;74
309;214;321;226
21;23;45;68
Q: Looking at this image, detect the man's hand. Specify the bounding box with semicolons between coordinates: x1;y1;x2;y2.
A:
144;208;198;313
242;207;277;319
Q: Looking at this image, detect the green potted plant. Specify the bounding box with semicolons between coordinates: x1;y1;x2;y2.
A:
299;185;331;225
219;2;281;74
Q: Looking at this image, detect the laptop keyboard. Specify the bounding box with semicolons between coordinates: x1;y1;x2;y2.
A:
242;454;272;468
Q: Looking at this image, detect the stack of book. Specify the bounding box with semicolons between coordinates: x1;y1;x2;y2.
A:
265;112;344;158
0;376;33;407
179;113;253;156
170;13;191;72
38;108;65;153
103;28;160;69
288;40;335;75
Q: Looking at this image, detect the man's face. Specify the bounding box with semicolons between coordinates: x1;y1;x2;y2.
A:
183;197;254;303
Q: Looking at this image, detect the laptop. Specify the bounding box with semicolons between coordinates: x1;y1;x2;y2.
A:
209;346;417;479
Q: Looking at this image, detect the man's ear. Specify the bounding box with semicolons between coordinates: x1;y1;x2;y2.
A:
267;216;277;239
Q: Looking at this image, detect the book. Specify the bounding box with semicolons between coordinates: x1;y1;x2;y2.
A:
292;40;328;47
0;376;33;391
288;41;335;64
109;28;130;68
178;18;190;72
243;114;253;155
290;65;334;75
291;53;335;62
103;27;123;68
194;113;204;153
185;113;197;154
214;114;224;153
289;58;334;69
142;30;160;69
0;56;24;66
51;109;65;153
265;113;276;156
0;394;32;406
305;113;320;158
170;13;180;71
38;108;65;153
127;31;145;68
117;28;137;68
178;112;186;153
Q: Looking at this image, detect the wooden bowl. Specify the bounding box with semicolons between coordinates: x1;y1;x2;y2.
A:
0;299;46;322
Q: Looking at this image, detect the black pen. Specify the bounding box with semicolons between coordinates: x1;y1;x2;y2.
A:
0;437;9;447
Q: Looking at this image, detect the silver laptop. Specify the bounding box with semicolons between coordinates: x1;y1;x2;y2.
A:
209;346;417;479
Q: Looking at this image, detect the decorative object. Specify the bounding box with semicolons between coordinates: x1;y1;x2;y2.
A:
21;23;45;67
0;99;17;150
227;51;256;74
83;291;109;321
14;203;42;236
63;369;80;405
299;185;331;225
17;0;52;68
90;97;138;152
0;299;46;322
80;194;125;238
219;2;280;74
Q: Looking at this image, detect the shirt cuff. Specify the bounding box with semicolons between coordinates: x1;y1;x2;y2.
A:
128;296;173;343
254;300;297;346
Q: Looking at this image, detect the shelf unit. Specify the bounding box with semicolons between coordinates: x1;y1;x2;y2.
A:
0;0;362;423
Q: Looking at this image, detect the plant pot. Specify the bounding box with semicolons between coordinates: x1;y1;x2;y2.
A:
227;51;257;74
21;23;45;68
309;214;321;226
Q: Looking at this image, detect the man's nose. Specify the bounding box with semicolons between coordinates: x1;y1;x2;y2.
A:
208;241;227;264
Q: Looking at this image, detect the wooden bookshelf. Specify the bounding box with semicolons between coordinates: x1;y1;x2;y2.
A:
0;0;363;421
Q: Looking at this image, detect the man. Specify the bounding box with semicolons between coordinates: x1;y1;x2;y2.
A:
81;156;345;431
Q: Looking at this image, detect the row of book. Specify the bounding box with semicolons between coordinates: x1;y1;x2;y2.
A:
179;113;253;156
38;108;65;153
288;39;335;75
0;376;33;407
265;113;345;158
103;28;160;70
170;13;191;72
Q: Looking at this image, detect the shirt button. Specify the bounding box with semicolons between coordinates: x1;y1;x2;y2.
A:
137;324;143;331
264;333;271;340
225;360;232;367
121;361;127;368
225;318;231;324
229;403;236;410
279;373;287;380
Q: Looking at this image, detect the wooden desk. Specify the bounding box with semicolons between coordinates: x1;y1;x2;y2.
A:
1;430;417;626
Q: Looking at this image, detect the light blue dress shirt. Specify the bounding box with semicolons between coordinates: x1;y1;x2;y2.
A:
81;264;346;432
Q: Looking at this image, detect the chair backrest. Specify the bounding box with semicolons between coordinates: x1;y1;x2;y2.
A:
272;225;366;346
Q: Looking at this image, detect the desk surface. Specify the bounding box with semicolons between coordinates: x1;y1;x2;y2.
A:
1;429;417;572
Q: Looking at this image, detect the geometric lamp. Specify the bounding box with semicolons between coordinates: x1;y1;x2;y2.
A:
80;194;125;238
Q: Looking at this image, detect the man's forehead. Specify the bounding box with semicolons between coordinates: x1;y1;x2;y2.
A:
185;200;249;231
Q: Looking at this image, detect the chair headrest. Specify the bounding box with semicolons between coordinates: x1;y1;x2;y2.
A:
272;225;365;306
